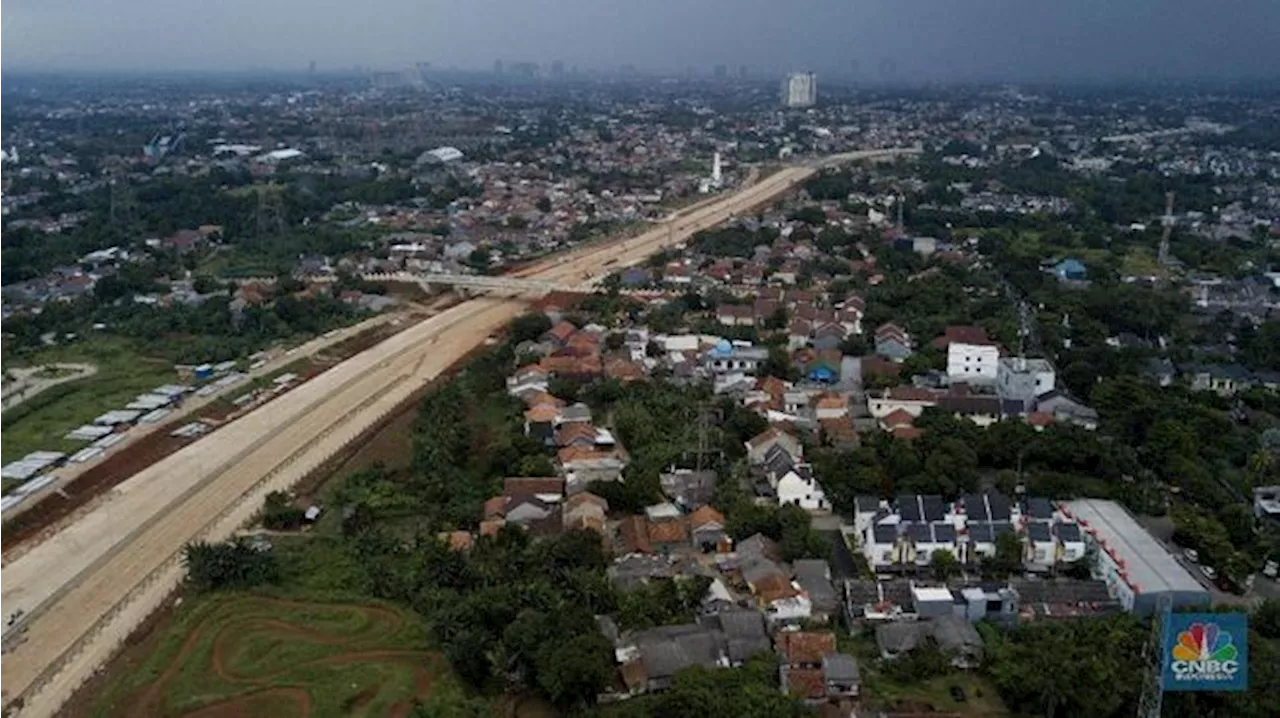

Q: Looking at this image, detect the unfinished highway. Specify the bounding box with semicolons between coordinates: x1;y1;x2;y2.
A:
0;148;916;717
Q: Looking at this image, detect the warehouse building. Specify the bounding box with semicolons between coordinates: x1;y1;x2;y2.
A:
1062;499;1209;615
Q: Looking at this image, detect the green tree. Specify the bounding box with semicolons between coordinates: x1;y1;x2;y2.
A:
534;631;615;709
931;548;960;581
183;539;279;593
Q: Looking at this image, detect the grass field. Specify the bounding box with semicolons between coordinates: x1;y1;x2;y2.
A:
1;338;178;463
87;592;461;718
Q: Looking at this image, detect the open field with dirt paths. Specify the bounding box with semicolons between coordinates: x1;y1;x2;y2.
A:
81;594;445;718
0;148;916;717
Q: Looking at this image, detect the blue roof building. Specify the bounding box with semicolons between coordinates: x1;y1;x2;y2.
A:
1051;258;1088;282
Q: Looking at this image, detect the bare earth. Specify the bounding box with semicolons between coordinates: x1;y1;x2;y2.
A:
0;150;913;717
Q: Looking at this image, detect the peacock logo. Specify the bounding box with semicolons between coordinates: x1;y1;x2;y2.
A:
1170;622;1240;682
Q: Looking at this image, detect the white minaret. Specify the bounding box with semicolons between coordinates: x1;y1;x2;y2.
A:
711;152;722;187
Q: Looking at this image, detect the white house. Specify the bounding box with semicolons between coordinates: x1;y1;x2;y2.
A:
947;342;1001;384
1055;522;1086;562
1025;521;1057;567
907;522;959;567
866;386;939;419
863;524;901;571
777;467;828;512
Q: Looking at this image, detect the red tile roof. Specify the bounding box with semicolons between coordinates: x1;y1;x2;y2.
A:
780;631;838;665
688;505;725;529
503;477;565;497
881;408;915;428
619;515;652;553
648;517;690;545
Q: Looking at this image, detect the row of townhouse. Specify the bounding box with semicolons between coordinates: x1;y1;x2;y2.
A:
852;494;1088;572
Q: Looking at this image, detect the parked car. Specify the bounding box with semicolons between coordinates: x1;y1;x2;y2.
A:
1200;565;1217;580
1264;560;1278;579
1183;548;1200;563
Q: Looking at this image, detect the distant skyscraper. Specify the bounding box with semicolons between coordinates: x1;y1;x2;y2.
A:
551;60;565;78
308;60;316;74
781;72;817;108
493;59;504;75
738;65;749;80
713;64;728;80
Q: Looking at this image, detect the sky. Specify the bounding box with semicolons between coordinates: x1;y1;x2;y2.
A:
4;0;1279;81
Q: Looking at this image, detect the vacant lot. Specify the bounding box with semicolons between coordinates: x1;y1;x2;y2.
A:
84;592;456;718
1;338;178;463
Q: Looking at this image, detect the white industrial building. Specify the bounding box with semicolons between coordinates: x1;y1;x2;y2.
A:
781;72;817;108
947;341;1001;384
1062;498;1210;615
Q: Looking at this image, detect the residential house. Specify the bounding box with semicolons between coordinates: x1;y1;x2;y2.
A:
906;522;960;567
689;506;728;550
1051;257;1089;282
937;395;1004;428
968;521;1016;562
793;559;839;623
1034;391;1099;430
1056;522;1087;562
504;495;555;525
863;524;902;572
507;365;550;398
821;652;860;700
813;393;848;420
867;386;939;420
660;469;717;509
931;615;985;668
542;321;577;347
715;609;773;666
874;323;913;362
703;339;768;375
777;631;841;704
649;518;691;552
503;477;565;504
716;304;754;327
754;573;812;626
746;428;802;464
777;465;828;512
811;323;847;352
618;515;654;554
558;446;626;494
563;491;609;533
996;357;1056;406
1025;521;1056;568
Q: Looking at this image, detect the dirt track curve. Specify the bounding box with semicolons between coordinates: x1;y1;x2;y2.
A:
0;148;916;717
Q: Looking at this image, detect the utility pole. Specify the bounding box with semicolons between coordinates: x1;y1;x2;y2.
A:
106;157;136;232
1158;191;1175;268
255;183;286;238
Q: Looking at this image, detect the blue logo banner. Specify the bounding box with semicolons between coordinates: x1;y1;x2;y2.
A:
1162;612;1248;692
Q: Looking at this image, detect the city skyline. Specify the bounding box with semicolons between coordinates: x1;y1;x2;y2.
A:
4;0;1280;82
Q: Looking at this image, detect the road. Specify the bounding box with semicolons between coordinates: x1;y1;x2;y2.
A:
0;148;916;717
0;311;405;525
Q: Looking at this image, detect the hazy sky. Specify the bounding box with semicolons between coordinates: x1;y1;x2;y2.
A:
4;0;1279;81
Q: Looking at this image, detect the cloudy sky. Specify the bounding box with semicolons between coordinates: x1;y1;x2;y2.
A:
4;0;1278;81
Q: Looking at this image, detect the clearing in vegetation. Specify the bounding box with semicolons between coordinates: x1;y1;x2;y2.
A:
86;593;455;718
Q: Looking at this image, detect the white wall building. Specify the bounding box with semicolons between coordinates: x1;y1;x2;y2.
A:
997;357;1056;403
781;72;817;108
777;468;828;512
947;342;1001;384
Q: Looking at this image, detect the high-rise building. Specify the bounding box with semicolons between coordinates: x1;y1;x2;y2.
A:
780;72;817;108
713;64;728;80
493;59;504;75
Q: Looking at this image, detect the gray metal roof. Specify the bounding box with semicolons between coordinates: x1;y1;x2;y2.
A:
1027;521;1053;542
1064;498;1205;596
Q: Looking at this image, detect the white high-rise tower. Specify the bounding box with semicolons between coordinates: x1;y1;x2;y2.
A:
781;72;817;108
711;152;722;187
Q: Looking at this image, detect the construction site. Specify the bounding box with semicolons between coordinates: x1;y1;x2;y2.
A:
0;149;915;717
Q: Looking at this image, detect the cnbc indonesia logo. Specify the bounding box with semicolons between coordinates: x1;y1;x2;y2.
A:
1170;622;1240;683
